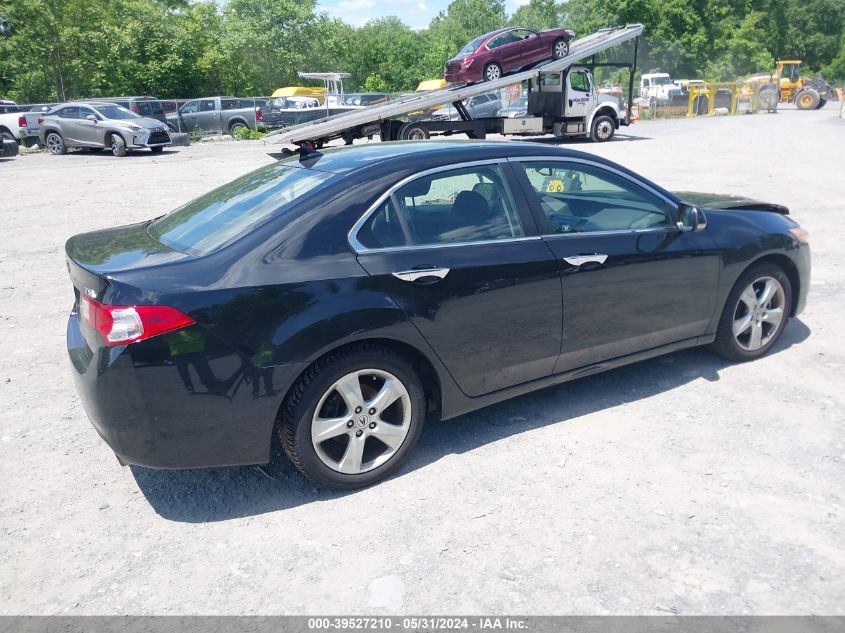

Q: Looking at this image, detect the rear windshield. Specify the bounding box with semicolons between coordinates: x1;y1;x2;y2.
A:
148;165;332;256
457;35;486;57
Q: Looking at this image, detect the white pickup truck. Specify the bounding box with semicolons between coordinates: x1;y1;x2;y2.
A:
0;100;43;145
636;73;683;108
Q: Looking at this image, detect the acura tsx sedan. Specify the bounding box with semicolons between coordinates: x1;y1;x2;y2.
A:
65;141;810;488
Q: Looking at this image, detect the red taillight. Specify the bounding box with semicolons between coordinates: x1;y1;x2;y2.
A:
18;115;26;127
80;296;194;346
130;103;138;113
255;108;262;121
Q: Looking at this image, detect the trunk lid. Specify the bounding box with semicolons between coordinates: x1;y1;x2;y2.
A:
65;221;189;300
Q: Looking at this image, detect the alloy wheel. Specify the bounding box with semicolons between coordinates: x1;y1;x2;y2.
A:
311;369;411;475
732;276;786;351
554;40;569;58
485;64;501;81
47;133;63;154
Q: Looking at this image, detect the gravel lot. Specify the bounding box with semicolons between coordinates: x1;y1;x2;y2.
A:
1;106;843;615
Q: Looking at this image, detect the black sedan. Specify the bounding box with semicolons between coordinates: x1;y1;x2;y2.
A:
65;141;810;488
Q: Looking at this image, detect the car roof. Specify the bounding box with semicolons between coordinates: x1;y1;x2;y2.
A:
274;140;624;177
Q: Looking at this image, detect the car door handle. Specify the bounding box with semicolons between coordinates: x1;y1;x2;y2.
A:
562;254;608;266
392;267;450;282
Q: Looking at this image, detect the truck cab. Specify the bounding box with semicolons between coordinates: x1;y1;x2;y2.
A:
638;72;682;107
527;66;627;141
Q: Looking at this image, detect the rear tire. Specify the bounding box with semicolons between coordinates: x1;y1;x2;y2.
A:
590;115;615;142
0;129;14;142
815;98;827;110
710;262;792;362
110;134;126;157
45;131;67;155
398;122;430;140
229;121;247;135
483;62;503;82
279;345;425;489
150;146;164;153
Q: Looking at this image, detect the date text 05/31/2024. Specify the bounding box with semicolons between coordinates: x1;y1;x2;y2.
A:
307;617;528;630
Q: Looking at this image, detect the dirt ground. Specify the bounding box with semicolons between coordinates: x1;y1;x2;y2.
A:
1;105;843;615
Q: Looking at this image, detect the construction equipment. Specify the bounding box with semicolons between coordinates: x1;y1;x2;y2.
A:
265;24;644;149
745;60;837;111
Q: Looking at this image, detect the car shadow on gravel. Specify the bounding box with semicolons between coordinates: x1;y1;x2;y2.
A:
132;318;810;523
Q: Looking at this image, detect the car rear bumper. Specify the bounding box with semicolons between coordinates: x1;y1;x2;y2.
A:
67;310;306;469
445;66;481;84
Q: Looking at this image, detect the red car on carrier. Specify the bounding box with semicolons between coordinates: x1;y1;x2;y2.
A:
444;26;575;85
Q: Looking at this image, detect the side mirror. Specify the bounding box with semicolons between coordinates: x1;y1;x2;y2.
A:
86;115;97;122
676;203;707;232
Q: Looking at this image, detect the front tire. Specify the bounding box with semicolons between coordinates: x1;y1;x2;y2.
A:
795;88;820;110
553;38;569;59
483;62;503;82
110;134;127;157
590;115;615;142
710;263;792;362
280;345;426;488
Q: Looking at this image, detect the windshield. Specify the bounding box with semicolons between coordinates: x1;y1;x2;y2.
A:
93;105;140;120
457;34;487;57
651;76;673;85
148;165;332;256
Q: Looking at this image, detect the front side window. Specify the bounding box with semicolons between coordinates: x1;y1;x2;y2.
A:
148;165;332;256
569;71;590;92
77;107;98;119
518;161;671;234
357;164;524;249
180;101;199;114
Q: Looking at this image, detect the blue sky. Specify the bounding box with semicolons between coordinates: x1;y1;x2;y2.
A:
317;0;529;30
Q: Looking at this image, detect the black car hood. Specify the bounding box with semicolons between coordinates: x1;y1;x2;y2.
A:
65;221;188;275
674;191;789;214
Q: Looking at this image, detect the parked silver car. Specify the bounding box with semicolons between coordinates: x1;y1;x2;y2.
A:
39;101;171;157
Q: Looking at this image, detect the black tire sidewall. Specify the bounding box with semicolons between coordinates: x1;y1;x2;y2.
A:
46;132;65;154
484;63;501;82
283;348;426;488
591;115;615;142
553;39;568;59
714;263;792;362
110;134;126;157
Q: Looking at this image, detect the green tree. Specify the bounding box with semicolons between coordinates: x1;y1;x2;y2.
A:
510;0;563;29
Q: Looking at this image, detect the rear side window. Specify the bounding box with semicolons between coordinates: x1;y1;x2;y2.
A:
356;164;524;249
148;165;332;256
136;101;152;115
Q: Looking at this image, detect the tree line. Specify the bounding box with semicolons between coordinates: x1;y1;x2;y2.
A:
0;0;843;103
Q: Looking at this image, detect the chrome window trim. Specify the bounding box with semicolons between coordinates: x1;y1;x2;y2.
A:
348;158;528;254
542;227;672;239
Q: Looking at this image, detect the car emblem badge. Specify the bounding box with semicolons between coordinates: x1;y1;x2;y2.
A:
356;415;368;428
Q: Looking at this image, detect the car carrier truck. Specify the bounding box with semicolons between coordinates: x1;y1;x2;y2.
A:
264;24;643;150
